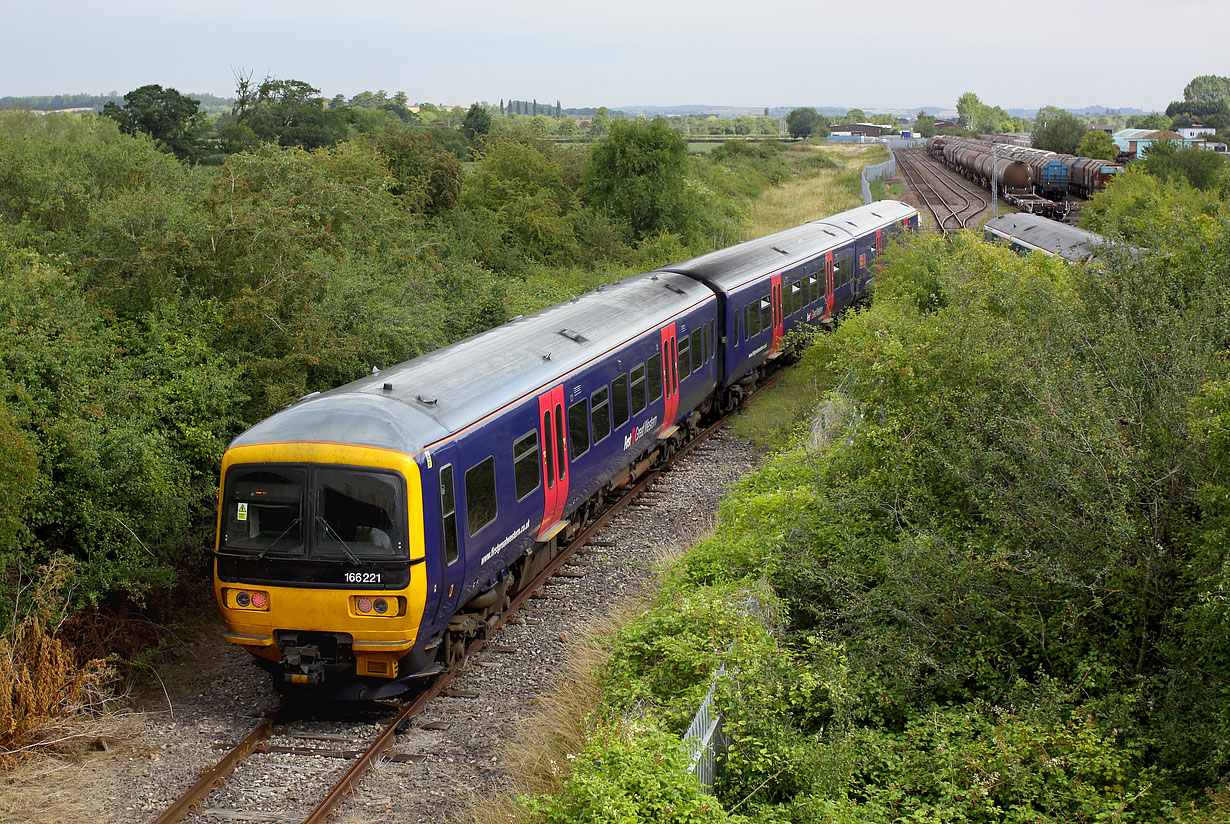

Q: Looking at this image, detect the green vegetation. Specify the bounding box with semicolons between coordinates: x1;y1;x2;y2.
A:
504;131;1230;822
1076;128;1119;162
0;105;843;652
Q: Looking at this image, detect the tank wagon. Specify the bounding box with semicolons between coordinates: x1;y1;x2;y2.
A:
927;137;1070;218
214;201;921;699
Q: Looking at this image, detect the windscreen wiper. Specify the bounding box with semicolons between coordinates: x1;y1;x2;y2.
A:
254;518;301;560
316;516;362;566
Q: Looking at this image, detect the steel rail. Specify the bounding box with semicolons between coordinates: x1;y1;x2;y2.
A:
895;149;960;233
150;714;278;824
908;148;990;227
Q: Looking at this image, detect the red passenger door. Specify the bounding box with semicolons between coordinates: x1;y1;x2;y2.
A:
659;324;678;436
824;252;835;322
769;274;784;355
536;386;569;541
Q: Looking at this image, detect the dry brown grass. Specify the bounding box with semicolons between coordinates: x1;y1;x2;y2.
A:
743;143;888;239
0;562;117;771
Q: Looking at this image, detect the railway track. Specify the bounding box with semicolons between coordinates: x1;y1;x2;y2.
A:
152;370;786;824
895;148;989;234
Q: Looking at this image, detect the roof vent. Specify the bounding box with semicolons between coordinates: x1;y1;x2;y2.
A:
383;383;394;392
771;245;789;255
823;229;836;236
559;328;588;343
297;391;320;403
651;274;659;281
543;352;552;361
871;211;882;217
416;393;437;405
370;366;381;375
663;282;686;295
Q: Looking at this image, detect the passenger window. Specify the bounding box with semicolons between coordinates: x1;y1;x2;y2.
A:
630;364;647;414
568;398;590;460
808;275;818;303
647;354;663;401
591;386;611;444
733;310;740;345
611;374;629;428
743;305;750;340
691;329;703;370
678;335;691;380
791;282;802;314
749;301;761;336
513;431;539;501
440;465;458;565
465;456;498;536
760;296;772;332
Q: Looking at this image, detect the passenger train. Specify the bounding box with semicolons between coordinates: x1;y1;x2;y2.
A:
213;200;920;699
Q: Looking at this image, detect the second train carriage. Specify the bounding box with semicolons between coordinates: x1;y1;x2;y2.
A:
214;201;920;698
983;213;1111;262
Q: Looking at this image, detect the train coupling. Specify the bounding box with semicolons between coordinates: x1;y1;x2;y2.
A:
276;630;352;685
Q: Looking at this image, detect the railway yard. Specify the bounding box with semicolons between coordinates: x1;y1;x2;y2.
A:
3;425;763;824
890;135;1115;234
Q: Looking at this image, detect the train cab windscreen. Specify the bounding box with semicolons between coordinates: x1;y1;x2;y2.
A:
221;466;405;560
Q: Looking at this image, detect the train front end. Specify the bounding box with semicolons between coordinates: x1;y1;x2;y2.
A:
213;440;431;698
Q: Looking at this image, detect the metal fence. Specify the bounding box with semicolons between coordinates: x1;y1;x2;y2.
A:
681;664;727;792
861;138;925;203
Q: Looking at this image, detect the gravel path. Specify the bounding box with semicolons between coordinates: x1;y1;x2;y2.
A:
1;430;761;824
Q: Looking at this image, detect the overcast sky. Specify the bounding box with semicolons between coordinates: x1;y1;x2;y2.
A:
6;0;1225;112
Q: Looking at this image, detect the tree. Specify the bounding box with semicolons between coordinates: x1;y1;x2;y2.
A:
913;111;936;138
956;92;983;130
224;76;349;151
1076;129;1118;161
1141;139;1226;190
463;102;491;137
373;126;462;214
1032;106;1087;154
786;107;822;139
1127;112;1172;131
583;118;690;240
1183;74;1230;103
101;84;212;162
845;108;866;123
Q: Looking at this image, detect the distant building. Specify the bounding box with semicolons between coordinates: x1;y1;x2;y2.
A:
1177;125;1215;139
933;119;956;129
1201;141;1228;153
830;122;888;137
1111;128;1204;158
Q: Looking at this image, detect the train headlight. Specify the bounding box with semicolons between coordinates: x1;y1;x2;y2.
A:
373;598;389;615
236;591;250;607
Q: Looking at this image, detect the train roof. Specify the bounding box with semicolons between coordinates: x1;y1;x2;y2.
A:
983;214;1108;261
229;270;714;456
658;201;916;290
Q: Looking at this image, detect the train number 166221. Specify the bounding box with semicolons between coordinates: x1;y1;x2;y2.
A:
344;571;382;584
